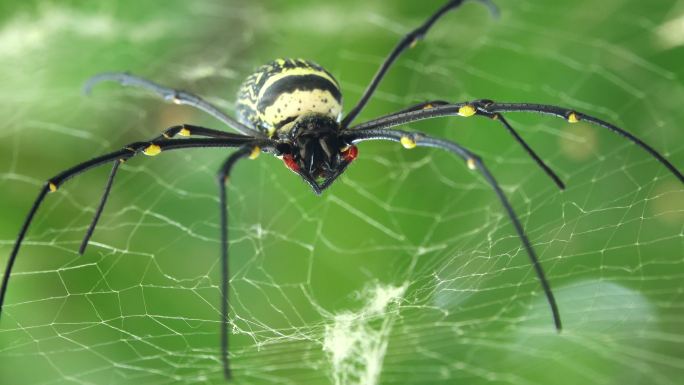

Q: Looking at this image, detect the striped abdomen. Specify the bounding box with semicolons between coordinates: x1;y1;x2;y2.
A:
236;58;343;136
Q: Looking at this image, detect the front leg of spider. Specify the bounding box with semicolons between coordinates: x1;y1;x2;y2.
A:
80;124;251;255
381;100;568;190
341;0;499;128
0;136;267;323
84;73;263;138
344;128;564;331
351;99;684;185
340;96;683;332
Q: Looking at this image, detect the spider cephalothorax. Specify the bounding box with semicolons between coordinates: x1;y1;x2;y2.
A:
2;0;683;381
276;114;358;194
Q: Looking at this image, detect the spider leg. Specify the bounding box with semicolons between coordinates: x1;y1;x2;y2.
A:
385;100;451;117
489;113;565;189
0;137;272;319
79;161;120;255
368;100;566;189
80;125;251;255
482;101;684;184
84;72;265;138
342;127;563;331
349;101;684;184
341;0;498;128
216;147;255;380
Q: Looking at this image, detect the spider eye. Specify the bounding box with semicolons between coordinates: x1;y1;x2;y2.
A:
283;154;300;172
341;145;358;162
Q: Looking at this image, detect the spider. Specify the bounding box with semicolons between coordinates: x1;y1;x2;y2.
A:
1;0;683;380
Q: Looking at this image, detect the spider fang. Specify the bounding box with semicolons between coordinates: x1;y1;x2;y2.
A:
249;146;261;160
143;144;162;156
400;136;417;149
458;104;477;117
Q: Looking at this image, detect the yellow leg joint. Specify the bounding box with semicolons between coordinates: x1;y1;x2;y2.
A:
179;127;191;137
249;146;261;160
143;144;162;156
400;136;417;149
48;182;58;192
568;112;580;123
467;158;477;170
458;105;477;117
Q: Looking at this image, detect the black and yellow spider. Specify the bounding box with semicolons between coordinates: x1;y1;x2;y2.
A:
1;0;683;380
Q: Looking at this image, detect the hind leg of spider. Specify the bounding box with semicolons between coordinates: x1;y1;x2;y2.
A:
0;136;270;319
216;146;259;379
79;125;253;255
344;127;563;330
341;0;499;127
84;73;263;137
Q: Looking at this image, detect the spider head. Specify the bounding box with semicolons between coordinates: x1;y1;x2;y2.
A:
278;114;358;194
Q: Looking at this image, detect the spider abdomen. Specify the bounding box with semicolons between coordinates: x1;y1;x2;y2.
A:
236;58;343;136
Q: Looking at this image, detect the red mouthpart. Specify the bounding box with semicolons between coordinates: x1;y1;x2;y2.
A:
342;145;358;162
283;154;300;172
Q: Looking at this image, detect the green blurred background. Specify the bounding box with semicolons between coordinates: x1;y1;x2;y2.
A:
1;0;683;384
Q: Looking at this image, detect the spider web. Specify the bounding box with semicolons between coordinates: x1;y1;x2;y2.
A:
1;0;683;384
